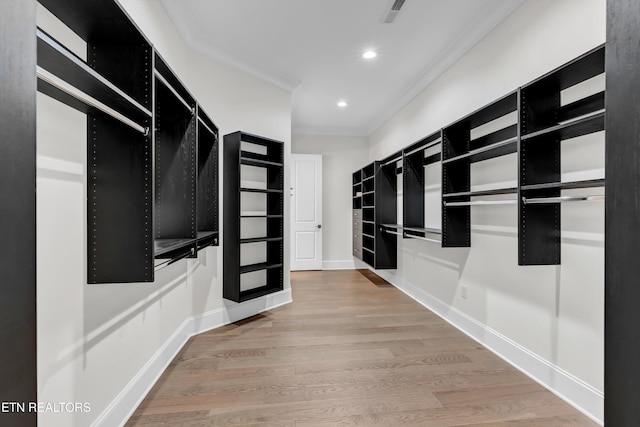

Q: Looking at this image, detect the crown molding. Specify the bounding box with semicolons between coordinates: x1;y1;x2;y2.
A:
160;0;301;93
364;0;525;136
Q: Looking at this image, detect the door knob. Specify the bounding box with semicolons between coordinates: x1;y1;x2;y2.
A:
317;224;322;229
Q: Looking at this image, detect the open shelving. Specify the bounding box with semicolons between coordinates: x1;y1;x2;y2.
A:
519;45;605;265
224;131;284;302
442;90;519;247
353;160;397;269
153;53;197;263
37;0;221;282
38;0;155;283
403;131;441;240
196;108;219;250
352;170;363;259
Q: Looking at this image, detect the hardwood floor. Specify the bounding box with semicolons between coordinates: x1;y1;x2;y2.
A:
126;270;598;426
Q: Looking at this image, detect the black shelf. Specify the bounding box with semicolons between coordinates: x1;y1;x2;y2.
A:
154;238;196;258
405;226;442;235
521;178;604;191
240;188;284;193
37;28;151;123
240;237;284;244
443;187;518;198
519;45;605;265
239;262;283;274
240;156;283;168
224;131;284;303
521;110;605;141
442;136;517;164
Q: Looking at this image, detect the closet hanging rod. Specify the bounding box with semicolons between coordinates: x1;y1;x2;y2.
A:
154;70;194;114
197;116;216;137
404;233;442;244
37;66;149;136
444;199;518;207
523;195;604;205
382;229;403;237
404;139;442;157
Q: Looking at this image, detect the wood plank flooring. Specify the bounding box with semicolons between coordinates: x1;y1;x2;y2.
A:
126;270;598;426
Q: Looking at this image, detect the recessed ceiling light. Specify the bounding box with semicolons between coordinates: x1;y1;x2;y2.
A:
362;50;378;59
337;100;348;108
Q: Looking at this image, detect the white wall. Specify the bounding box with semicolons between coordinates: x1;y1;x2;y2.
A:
292;134;368;268
36;1;292;426
368;0;605;422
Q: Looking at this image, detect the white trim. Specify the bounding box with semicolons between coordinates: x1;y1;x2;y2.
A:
91;288;293;427
373;269;604;425
322;260;356;270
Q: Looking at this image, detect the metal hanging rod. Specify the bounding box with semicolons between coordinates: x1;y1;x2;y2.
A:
154;70;194;114
523;195;604;205
444;199;518;207
404;139;442;157
404;233;442;244
197;116;216;137
382;229;403;237
37;66;149;136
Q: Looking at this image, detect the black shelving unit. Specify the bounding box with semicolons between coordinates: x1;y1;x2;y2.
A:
154;53;197;262
196;108;219;249
38;0;155;283
38;0;220;282
519;45;605;265
356;160;397;269
441;90;519;247
224;131;284;302
352;169;362;260
402;131;442;240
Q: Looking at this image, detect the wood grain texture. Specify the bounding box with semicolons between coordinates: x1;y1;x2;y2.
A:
126;270;596;426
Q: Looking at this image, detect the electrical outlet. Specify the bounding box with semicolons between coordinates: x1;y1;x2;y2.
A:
461;285;468;299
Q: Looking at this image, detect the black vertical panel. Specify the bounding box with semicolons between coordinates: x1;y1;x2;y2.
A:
223;132;242;302
605;0;640;424
374;163;397;269
88;114;153;283
0;0;37;425
403;152;425;235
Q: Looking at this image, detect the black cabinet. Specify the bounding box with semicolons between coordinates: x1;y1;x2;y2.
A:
36;0;219;283
223;131;284;302
353;160;397;269
519;45;605;265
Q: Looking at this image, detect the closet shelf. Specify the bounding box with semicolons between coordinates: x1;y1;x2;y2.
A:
442;136;517;164
237;286;284;303
521;110;605;141
37;28;151;122
240;156;283;168
154;238;196;257
240;188;283;193
443;187;518;198
404;226;442;235
521;178;605;191
239;262;283;274
241;214;283;218
240;237;284;244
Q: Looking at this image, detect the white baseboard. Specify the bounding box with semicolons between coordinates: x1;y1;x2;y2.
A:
92;288;293;427
374;270;604;425
322;260;356;270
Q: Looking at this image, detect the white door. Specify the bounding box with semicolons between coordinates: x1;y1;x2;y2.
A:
290;154;322;270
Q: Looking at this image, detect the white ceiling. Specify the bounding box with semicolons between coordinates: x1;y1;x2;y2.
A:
160;0;524;136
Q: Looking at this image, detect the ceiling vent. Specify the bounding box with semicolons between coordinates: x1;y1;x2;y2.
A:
382;0;406;23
